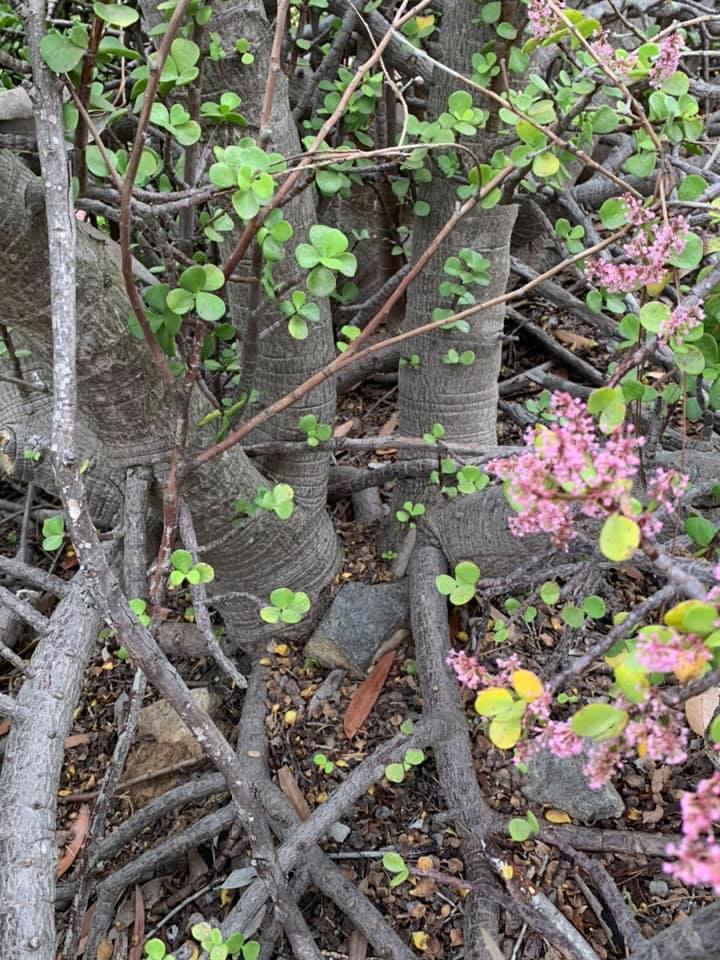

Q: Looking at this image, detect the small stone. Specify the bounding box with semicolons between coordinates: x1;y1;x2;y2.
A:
328;821;351;843
649;879;669;898
522;749;625;824
305;580;409;674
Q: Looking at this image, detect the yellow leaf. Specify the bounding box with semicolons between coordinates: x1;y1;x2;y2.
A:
511;669;544;701
284;709;297;726
489;715;522;749
545;808;571;824
417;856;434;873
259;657;272;666
627;807;642;821
219;887;234;907
415;14;434;28
273;643;289;657
474;687;514;717
500;863;514;880
412;930;429;951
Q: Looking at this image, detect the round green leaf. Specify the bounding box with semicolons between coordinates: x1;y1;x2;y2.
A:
195;291;227;322
678;175;708;202
40;30;87;73
599;197;627;230
455;561;480;584
667;232;703;270
307;266;336;297
166;288;195;315
540;581;560;605
532;152;560;178
508;818;532;841
685;515;717;547
571;703;627;740
180;265;208;293
93;2;139;25
385;763;405;783
583;595;606;619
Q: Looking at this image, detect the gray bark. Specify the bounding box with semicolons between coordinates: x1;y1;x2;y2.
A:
0;151;340;644
199;0;336;511
0;579;99;960
397;0;518;511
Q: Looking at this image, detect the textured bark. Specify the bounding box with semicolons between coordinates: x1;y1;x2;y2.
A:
398;0;518;492
410;542;500;959
198;0;337;511
626;900;720;960
0;151;340;643
0;579;99;960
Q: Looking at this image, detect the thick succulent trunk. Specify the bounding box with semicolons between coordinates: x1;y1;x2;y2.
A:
397;0;517;512
198;0;337;511
0;151;340;644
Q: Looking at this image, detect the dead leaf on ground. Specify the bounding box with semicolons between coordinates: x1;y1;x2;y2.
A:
343;649;396;739
378;412;399;436
685;686;720;735
555;330;598;350
348;929;368;960
278;766;311;821
127;885;145;960
0;718;10;737
95;938;114;960
334;418;359;438
64;733;92;750
56;804;91;878
545;809;572;824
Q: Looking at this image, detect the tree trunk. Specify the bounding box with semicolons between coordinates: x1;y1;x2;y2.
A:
0;151;340;645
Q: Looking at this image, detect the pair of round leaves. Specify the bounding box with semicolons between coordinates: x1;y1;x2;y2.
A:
166;264;226;323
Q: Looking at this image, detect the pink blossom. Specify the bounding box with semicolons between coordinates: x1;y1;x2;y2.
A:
658;302;704;346
538;720;585;758
528;0;564;39
586;216;688;293
649;33;683;88
447;650;490;690
488;392;641;549
665;772;720;894
636;628;710;681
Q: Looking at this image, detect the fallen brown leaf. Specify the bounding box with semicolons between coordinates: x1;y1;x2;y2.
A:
348;929;368;960
0;718;10;737
278;766;311;821
378;412;399;436
333;418;359;438
127;885;145;960
56;804;91;878
64;733;91;750
95;938;114;960
685;686;720;735
555;330;598;350
343;649;396;739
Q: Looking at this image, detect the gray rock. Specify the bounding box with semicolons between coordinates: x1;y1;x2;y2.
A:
649;879;669;898
305;579;409;674
521;749;625;824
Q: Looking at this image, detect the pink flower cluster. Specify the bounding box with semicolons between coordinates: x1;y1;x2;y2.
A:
588;33;637;80
528;0;564;39
636;628;710;681
586;216;689;293
581;695;687;788
641;468;689;537
665;772;720;894
649;32;683;88
658;302;704;346
487;393;641;548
